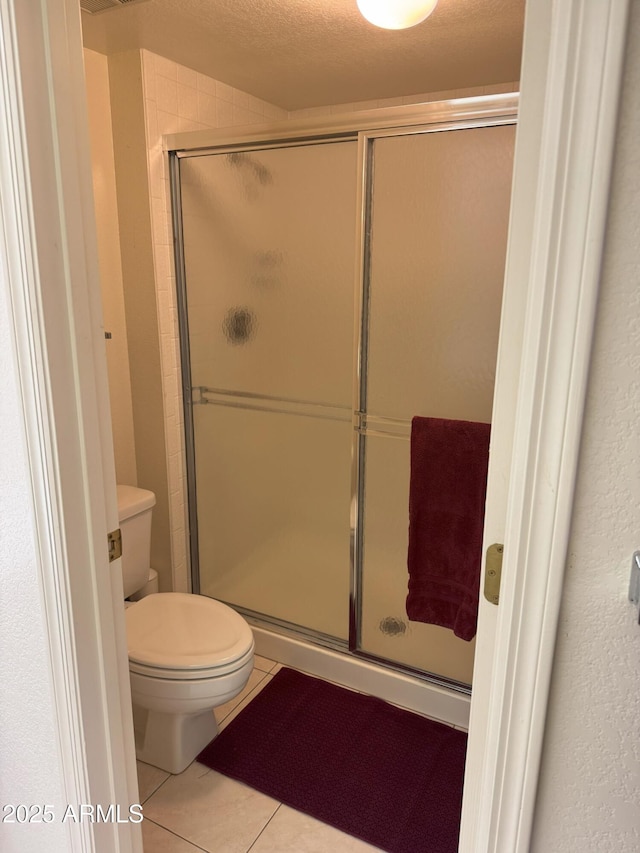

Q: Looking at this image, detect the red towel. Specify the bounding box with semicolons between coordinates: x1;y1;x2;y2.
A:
406;416;490;641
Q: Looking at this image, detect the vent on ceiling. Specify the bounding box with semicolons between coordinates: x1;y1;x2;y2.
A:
80;0;150;14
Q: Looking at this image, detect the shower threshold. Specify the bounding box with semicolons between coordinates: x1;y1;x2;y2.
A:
229;604;471;730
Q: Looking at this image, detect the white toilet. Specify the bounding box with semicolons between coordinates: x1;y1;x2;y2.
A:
117;485;254;774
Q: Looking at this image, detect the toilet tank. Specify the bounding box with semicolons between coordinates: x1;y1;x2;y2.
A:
116;485;156;598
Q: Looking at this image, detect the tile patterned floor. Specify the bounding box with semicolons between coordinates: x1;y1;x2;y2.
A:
137;656;384;852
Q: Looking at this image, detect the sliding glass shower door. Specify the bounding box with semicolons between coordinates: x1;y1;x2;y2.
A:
178;142;358;640
172;105;516;687
355;124;515;685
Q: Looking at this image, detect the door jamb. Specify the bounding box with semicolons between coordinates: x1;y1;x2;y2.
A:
460;1;630;850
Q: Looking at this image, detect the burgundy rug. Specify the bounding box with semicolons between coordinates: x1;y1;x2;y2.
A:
197;668;467;853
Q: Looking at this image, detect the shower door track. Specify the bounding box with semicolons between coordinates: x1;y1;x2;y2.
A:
225;602;472;696
168;94;518;697
166;95;518;160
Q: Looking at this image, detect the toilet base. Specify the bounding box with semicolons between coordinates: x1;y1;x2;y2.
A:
134;705;219;774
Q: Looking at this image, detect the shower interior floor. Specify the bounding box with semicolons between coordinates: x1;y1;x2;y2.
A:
200;525;350;640
199;524;476;686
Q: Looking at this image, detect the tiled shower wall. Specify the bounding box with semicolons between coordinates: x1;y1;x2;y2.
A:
139;47;518;593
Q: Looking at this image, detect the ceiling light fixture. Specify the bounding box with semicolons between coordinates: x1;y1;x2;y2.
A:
356;0;439;30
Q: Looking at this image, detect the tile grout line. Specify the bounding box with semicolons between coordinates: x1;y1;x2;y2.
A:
144;816;211;852
139;661;280;848
216;670;271;725
217;676;268;724
245;803;283;852
141;772;171;805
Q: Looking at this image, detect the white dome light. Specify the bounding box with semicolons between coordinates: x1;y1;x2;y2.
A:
356;0;439;30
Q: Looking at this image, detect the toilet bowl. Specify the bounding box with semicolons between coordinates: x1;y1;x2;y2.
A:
126;591;254;774
117;485;254;774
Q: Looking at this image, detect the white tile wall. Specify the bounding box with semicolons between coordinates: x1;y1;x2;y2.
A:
139;49;518;595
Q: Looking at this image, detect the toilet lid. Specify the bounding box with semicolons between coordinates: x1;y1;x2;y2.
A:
126;593;254;671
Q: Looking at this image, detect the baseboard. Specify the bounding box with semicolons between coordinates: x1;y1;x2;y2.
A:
252;626;470;730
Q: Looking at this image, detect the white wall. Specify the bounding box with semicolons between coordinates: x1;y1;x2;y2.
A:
531;3;640;849
84;48;137;486
0;268;69;852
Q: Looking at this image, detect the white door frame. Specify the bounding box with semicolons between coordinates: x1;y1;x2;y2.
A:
460;0;630;849
0;0;140;850
0;1;629;852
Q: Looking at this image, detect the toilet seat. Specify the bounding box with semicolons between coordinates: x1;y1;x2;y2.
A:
128;643;255;681
126;592;254;676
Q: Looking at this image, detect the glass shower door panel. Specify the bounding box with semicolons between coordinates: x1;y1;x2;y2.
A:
180;141;358;407
360;435;476;685
359;125;515;680
181;140;357;637
366;125;515;423
194;404;351;640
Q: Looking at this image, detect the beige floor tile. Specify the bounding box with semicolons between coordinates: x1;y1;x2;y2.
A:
143;762;279;853
142;818;206;852
137;760;170;803
253;655;277;673
248;805;384;853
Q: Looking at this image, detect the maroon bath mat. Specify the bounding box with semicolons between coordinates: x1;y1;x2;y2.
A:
197;667;467;853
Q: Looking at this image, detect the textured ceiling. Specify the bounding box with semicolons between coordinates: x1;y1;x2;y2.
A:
81;0;525;111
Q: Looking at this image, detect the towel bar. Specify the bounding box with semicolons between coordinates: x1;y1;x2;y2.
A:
191;385;351;424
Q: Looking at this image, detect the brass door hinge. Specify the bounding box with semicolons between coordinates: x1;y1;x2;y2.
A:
484;543;503;605
108;528;122;563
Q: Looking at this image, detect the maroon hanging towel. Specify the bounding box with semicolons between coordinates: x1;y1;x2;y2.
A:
406;416;490;641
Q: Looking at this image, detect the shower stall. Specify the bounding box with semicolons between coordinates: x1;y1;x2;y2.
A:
169;96;516;697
